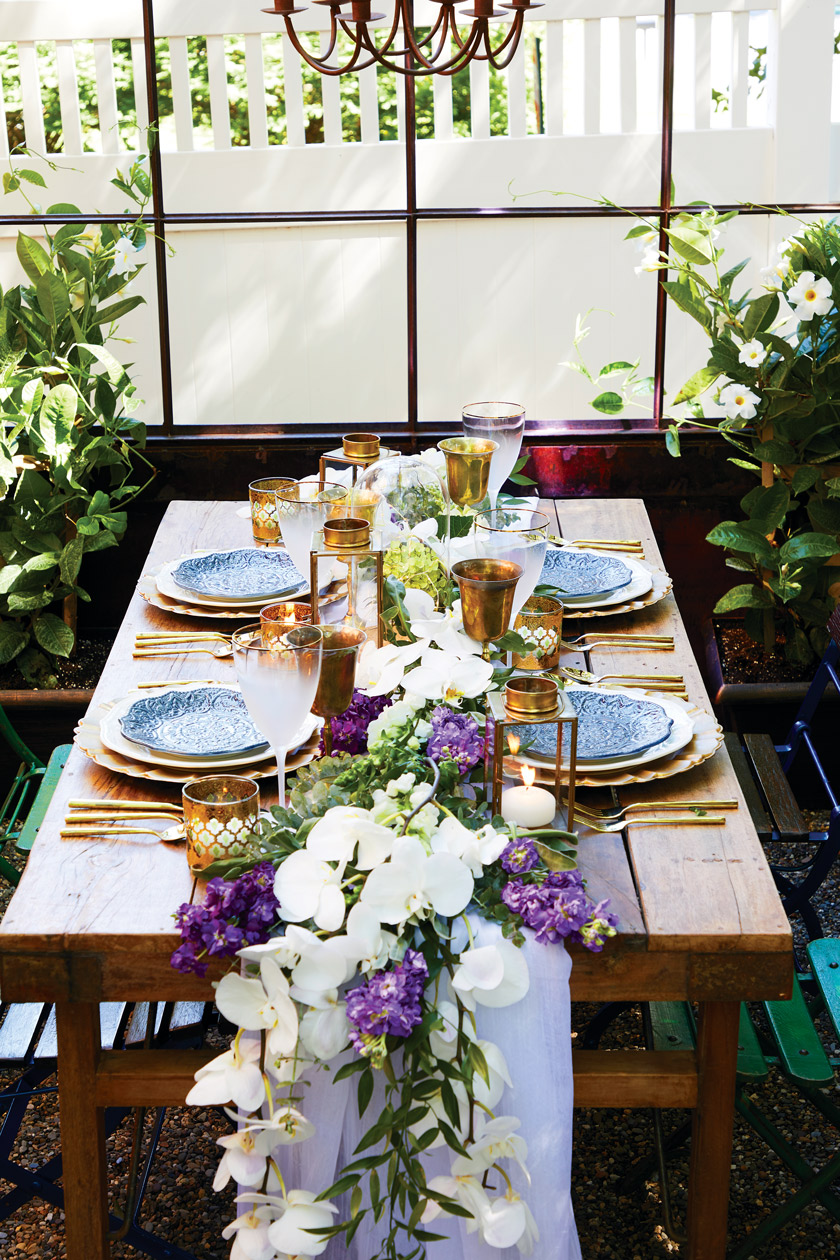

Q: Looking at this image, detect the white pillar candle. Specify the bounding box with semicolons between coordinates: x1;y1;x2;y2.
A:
500;783;556;829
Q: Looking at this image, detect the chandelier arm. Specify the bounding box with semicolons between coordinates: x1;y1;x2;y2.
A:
485;13;524;67
434;23;487;76
281;14;354;73
447;7;471;51
357;18;480;75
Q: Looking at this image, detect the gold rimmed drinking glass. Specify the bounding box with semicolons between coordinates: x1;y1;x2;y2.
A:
249;477;296;547
474;508;550;621
462;402;525;510
311;626;367;756
182;776;260;873
451;557;523;657
438;437;498;508
231;623;323;808
274;480;349;579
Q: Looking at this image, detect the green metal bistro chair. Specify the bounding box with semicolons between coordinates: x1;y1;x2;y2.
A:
620;941;840;1258
0;705;70;887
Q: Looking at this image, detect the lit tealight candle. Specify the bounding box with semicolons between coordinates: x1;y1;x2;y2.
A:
500;764;556;829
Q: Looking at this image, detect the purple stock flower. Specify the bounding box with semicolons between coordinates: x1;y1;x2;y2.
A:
346;949;429;1064
426;706;484;774
501;870;618;952
321;691;393;756
171;861;279;976
500;837;540;874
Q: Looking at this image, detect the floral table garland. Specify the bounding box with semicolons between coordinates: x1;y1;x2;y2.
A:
172;476;618;1260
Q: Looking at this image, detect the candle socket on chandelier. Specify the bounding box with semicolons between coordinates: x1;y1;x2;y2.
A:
309;518;385;647
487;678;578;828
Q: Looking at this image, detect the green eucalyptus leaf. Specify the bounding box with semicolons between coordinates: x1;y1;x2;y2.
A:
33;611;75;657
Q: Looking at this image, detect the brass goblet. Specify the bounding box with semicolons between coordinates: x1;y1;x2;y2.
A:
311;626;368;755
451;557;523;658
438;437;498;508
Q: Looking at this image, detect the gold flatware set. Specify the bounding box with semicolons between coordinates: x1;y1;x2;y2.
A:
61;798;184;840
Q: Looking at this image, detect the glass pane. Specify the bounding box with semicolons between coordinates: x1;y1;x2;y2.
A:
416;217;658;424
166;223;407;427
415;7;663;210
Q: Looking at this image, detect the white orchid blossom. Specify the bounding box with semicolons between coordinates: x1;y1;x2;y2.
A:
787;270;833;321
298;990;349;1059
213;1125;277;1191
340;902;399;973
402;588;482;655
215;958;300;1058
451;941;530;1010
431;816;508;876
453;1115;529;1178
360;835;474;925
186;1036;266;1112
738;338;767;368
222;1203;277;1260
306;805;395;869
266;1189;338;1257
355;638;426;696
274;849;346;932
422;1172;491;1229
718;382;760;421
479;1189;539;1253
408;646;494;706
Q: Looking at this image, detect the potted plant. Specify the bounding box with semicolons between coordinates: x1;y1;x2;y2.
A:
584;209;840;719
0;152;155;692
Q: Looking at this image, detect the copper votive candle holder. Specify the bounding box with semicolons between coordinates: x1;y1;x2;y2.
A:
182;775;260;873
311;626;367;755
260;601;312;643
438;436;498;507
504;676;559;717
451;557;523;653
323;517;370;549
343;432;380;460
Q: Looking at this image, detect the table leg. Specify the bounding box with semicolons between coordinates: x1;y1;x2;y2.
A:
686;1000;740;1260
56;1002;110;1260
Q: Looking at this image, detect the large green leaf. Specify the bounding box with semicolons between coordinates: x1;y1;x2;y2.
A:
0;620;29;663
808;497;840;533
742;293;779;339
35;272;70;330
753;439;796;465
667;223;714;265
590;391;624;415
15;234;50;282
741;481;790;531
661;281;712;332
779;533;840;564
673;366;719;404
714;584;773;613
90;296;144;327
33;611;75;658
38;383;77;465
6;590;51;612
791;466;820;496
706;521;776;565
75;342;127;386
59;536;84;585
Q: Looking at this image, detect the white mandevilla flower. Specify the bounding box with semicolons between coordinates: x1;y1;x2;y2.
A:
634;245;661;276
786;270;833;321
110;235;142;276
274;849;346;932
408;646;494;706
306;804;395;869
186;1036;266;1112
266;1189;338;1257
214;958;299;1059
738;339;767;368
431;816;508;876
450;941;530;1010
718;382;760;421
360;834;474;925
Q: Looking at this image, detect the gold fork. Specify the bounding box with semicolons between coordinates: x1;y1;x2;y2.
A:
549;534;645;554
135;631;232;643
576;814;727;834
571;798;738;823
558;636;675;652
554;666;686;689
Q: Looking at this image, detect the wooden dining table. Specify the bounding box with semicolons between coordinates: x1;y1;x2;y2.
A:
0;497;791;1260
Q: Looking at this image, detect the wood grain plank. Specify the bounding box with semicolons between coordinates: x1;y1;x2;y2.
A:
56;1002;109;1260
572;1048;698;1108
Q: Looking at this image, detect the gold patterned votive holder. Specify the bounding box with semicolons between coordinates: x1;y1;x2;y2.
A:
260;601;312;643
249;477;296;546
512;595;564;671
182;776;260;873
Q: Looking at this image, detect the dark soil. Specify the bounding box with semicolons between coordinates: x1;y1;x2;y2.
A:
716;622;817;686
0;633;112;692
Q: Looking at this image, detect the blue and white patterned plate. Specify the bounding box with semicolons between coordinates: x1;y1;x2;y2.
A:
172;549;305;600
118;687;269;757
512;688;674;762
539;549;633;599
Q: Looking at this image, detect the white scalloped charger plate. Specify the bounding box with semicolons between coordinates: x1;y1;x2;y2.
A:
138;569;347;621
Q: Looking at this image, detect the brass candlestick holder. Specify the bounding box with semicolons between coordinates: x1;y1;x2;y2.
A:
311;626;367;756
319;433;399;485
438;436;498;507
487;677;578;827
309;517;385;647
451;557;522;658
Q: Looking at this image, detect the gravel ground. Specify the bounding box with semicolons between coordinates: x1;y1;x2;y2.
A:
0;827;838;1259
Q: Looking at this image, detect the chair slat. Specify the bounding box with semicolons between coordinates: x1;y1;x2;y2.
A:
130;37;149;137
506;41;527;138
736;1004;768;1083
807;938;840;1043
16;745;70;855
649;1001;694;1053
765;980;834;1086
583;18;600;135
0;1003;49;1064
358;64;379;145
469;56;490;140
432;70;454;141
723;733;772;840
544;20;564;136
744;733;807;839
206;34;232;150
33;1007;57;1059
99;1002;128;1052
730;9;748;129
281;36;306;147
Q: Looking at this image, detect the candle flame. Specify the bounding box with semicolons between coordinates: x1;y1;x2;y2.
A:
521;764;536;790
507;733;521;755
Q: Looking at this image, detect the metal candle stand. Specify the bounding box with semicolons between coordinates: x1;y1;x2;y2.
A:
309;517;385;648
318;433;399;485
487;678;578;830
